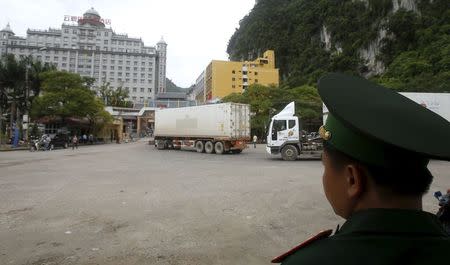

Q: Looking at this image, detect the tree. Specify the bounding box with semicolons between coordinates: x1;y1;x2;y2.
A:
31;71;112;132
98;82;133;107
223;84;322;138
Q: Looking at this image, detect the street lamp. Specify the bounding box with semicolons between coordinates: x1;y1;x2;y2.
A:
24;46;46;141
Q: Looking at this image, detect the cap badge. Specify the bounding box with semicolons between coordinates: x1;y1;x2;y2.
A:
319;126;331;141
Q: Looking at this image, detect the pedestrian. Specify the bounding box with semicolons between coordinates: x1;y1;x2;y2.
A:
72;135;78;150
253;135;258;148
82;134;87;144
89;134;94;145
272;73;450;265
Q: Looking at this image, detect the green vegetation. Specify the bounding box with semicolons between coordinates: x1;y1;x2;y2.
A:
166;78;187;93
98;82;133;108
224;0;449;132
227;0;449;91
222;84;322;138
0;54;55;143
31;71;112;134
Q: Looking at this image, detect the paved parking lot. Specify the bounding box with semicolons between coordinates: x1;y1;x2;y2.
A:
0;141;449;265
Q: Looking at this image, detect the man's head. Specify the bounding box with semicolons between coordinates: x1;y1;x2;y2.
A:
321;141;433;219
316;73;450;218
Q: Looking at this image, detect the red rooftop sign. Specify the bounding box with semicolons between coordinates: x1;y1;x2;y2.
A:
64;15;111;25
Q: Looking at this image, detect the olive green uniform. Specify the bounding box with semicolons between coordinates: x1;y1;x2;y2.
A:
281;209;450;265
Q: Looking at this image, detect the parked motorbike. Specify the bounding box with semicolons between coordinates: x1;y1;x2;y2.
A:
29;135;53;151
434;190;450;234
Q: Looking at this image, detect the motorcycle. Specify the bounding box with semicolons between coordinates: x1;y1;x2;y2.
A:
29;135;53;152
434;190;450;234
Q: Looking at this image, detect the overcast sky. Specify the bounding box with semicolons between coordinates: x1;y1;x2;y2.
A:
0;0;256;88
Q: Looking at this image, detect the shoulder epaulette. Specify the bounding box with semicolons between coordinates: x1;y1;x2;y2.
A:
271;229;333;263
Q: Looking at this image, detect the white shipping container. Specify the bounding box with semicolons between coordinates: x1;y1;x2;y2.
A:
155;103;250;140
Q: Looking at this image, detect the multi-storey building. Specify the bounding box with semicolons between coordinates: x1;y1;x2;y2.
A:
0;8;167;103
190;50;279;103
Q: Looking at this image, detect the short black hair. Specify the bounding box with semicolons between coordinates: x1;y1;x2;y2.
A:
323;142;433;196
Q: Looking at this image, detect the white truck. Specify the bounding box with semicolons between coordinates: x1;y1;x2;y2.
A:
154;103;250;154
266;102;321;161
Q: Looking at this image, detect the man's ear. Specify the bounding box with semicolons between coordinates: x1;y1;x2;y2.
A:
344;164;366;199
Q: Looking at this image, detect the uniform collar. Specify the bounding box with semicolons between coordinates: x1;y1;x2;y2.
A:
337;208;447;236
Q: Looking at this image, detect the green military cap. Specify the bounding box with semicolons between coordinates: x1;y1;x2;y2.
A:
318;73;450;168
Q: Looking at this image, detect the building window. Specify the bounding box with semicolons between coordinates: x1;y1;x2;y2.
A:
232;77;235;81
140;88;144;92
73;30;77;34
255;79;258;83
104;40;108;44
104;32;109;36
110;60;115;64
132;96;136;100
232;70;235;74
132;87;137;92
110;66;115;70
148;88;152;92
140;97;144;102
255;72;258;76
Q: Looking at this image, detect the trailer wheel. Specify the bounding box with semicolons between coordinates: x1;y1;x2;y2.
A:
281;145;298;161
205;141;215;154
231;149;242;154
156;140;166;150
195;141;205;153
214;141;224;154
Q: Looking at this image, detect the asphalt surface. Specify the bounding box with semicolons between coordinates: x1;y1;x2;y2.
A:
0;141;449;265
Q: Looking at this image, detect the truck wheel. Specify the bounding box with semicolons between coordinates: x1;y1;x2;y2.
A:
231;149;242;154
195;141;205;153
281;145;298;161
214;141;224;154
205;141;215;154
156;140;166;150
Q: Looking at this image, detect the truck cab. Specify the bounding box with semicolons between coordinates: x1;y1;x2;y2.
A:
266;102;302;160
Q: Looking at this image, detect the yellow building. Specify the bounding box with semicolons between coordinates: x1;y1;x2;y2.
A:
195;50;279;103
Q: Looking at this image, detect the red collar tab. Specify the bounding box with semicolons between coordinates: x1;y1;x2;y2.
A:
271;229;333;263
